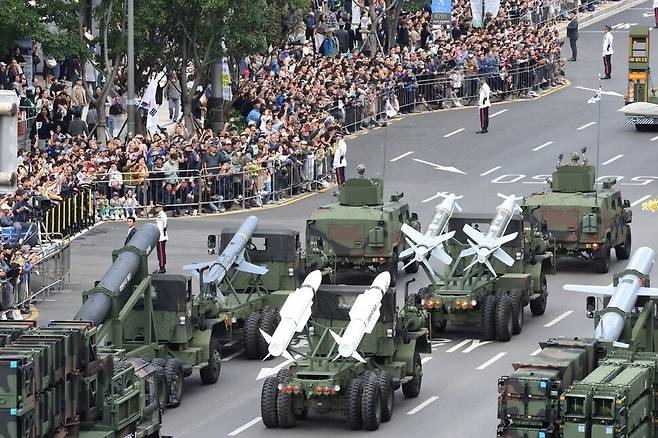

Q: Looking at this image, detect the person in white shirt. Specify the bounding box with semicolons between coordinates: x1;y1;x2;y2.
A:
332;131;348;186
476;77;491;134
155;203;168;273
602;25;614;79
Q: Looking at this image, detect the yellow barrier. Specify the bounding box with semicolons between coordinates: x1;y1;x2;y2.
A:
43;189;95;239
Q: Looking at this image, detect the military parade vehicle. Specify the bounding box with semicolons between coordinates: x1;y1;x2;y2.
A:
523;149;632;273
407;193;553;342
497;246;658;438
620;26;658;130
305;165;421;286
259;271;430;431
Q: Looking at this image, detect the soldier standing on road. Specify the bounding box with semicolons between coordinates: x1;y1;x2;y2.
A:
476;77;491;134
602;25;614;79
567;12;578;61
154;203;168;274
333;131;347;185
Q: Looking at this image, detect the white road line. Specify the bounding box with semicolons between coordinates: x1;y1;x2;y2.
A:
222;349;244;362
421;357;433;364
631;195;652;207
227;417;261;436
480;166;501;176
602;154;624;165
444;128;465;138
407;396;439;415
390;151;414;162
532;141;554;152
577;121;596;130
476;352;508;370
490;109;509;118
530;348;543;356
462;339;492;353
650;135;658;142
446;339;472;352
544;310;574;327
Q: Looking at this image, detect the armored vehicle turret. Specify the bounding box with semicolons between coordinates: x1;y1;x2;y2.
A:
523;149;632;273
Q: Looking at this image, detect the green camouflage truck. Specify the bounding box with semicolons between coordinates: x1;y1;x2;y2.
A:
523;150;632;273
305;165;421;286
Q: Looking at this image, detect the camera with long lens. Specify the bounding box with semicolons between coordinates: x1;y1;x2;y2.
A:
30;195;52;221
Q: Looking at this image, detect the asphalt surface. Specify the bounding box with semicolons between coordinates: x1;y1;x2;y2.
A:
35;3;658;436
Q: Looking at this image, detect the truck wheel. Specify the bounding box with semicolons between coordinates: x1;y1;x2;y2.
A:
404;260;420;274
199;336;222;384
345;377;364;430
387;251;399;287
595;242;611;274
433;319;448;334
258;310;280;360
402;350;422;398
148;359;167;411
481;295;497;341
530;273;548;316
615;226;631;260
164;358;185;408
361;373;382;431
495;298;513;342
277;391;296;428
508;292;524;335
243;312;261;360
377;371;394;422
261;376;279;428
150;358;167;369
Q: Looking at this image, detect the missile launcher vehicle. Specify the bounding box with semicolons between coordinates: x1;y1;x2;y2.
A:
417;194;554;341
259;272;430;431
305;165;421;286
523;149;632;273
497;247;658;438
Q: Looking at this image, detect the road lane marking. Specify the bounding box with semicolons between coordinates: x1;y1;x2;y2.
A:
544;310;574;327
462;339;492;353
413;158;466;174
222;349;244;362
480;166;502;176
444;128;464;137
422;193;443;203
631;195;652;207
421;357;433;364
490;109;509;118
446;339;472;352
407;396;439;415
577;121;596;130
530;348;543;356
476;352;508;370
602;154;624;165
227;417;261;436
391;151;414;162
532;141;554;152
651;135;658;142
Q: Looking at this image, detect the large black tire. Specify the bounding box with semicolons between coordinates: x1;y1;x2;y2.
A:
404;258;420;274
508;291;524;335
345;377;364;430
377;371;394;422
615;226;631;260
164;358;185;408
530;273;548;316
402;350;422;398
595;241;611;274
481;294;497;341
495;298;513;342
148;360;167;411
361;372;382;431
243;312;261;360
277;391;296;429
151;358;167;369
199;336;222;384
261;376;279;428
387;251;399;287
258;310;280;360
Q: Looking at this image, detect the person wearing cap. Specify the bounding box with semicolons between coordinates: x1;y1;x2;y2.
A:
476;77;491;134
154;203;168;274
332;131;347;186
601;25;613;79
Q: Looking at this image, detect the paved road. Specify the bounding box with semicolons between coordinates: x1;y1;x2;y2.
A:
35;3;658;436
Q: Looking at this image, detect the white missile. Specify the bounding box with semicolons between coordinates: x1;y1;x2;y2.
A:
329;272;391;363
259;270;323;361
400;192;462;273
459;193;523;276
563;247;658;343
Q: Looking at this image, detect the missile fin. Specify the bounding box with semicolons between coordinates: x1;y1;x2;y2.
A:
463;257;479;272
262;353;271;362
484;259;497;277
281;349;295;362
401;223;425;242
493;247;515;267
421;259;436;277
460;245;478;258
329;329;343;345
563;285;616;295
462;224;487;246
399;241;417;260
351;351;366;363
236;260;269;275
182;261;214;272
431;245;453;265
496;232;519;245
259;329;273;345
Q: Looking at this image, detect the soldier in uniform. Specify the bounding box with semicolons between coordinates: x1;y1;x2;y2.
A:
476;77;491;134
155;203;168;273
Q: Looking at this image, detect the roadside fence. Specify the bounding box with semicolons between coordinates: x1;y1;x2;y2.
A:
43;189;96;239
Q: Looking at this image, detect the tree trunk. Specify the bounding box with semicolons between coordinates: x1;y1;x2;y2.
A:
96;104;108;145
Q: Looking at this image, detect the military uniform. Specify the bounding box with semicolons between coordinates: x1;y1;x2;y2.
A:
155;208;168;273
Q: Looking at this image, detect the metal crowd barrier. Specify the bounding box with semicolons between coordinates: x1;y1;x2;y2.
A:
18;109;37;151
43;189;95;239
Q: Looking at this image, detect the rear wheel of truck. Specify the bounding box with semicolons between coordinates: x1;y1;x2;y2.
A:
508;291;524;335
258;310;280;360
495;298;513;342
530;273;548;316
361;372;382;431
243;312;261;359
387;250;399;287
345;377;365;430
402;350;422;398
148;360;167;411
594;241;611;274
481;294;497;341
261;376;280;428
376;371;394;422
164;358;185;408
200;336;222;384
277;391;296;428
615;226;631;260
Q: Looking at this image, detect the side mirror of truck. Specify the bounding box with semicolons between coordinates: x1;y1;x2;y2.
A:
207;235;217;254
586;296;596;318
